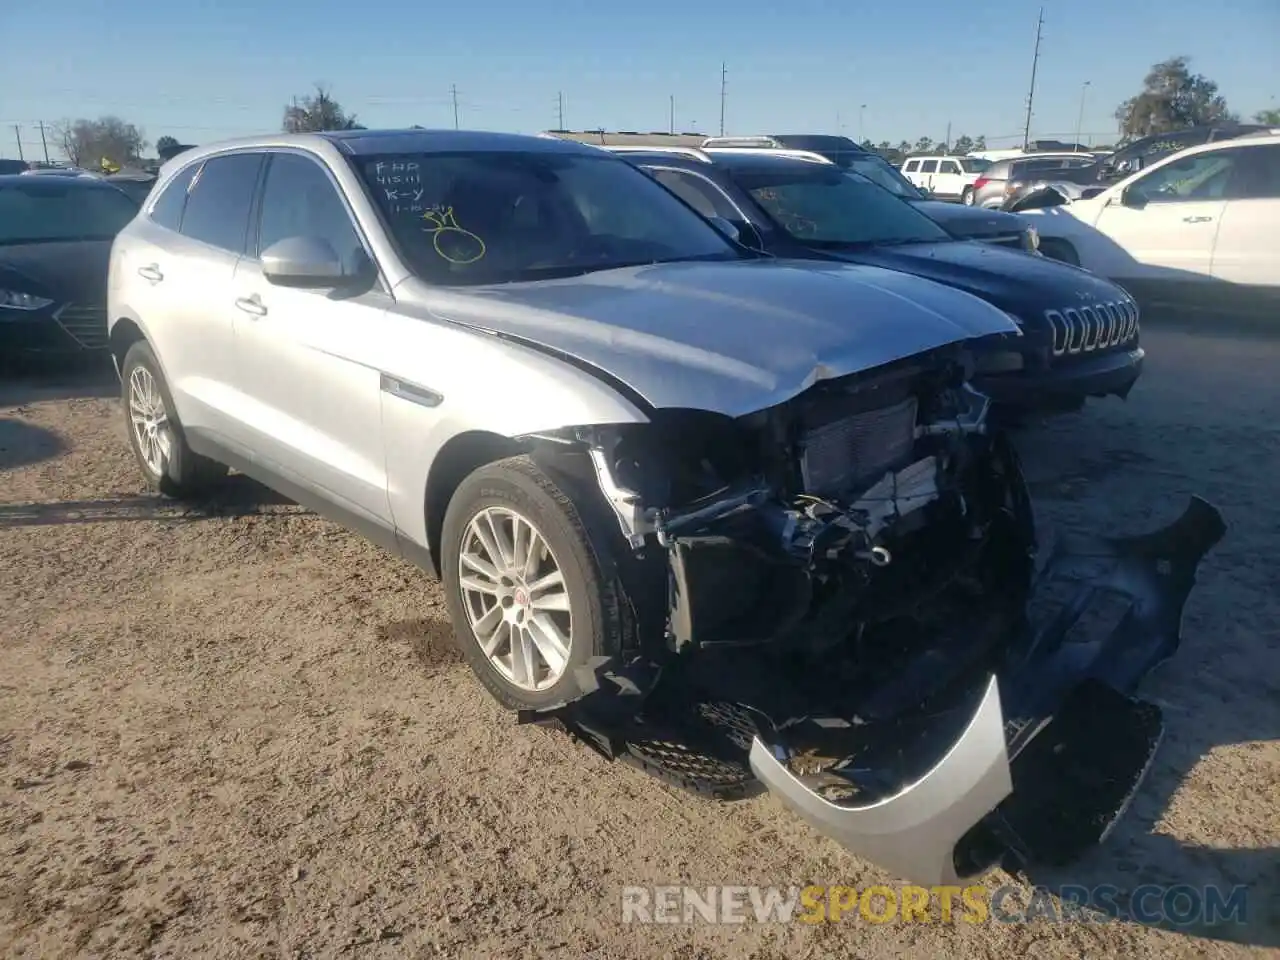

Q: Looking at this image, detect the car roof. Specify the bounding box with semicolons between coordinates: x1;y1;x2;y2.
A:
171;128;603;160
0;173;124;190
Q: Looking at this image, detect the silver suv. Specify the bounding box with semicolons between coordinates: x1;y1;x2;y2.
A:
107;129;1219;886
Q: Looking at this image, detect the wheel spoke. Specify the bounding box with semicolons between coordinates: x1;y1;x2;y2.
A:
459;574;500;596
475;609;506;657
531;588;570;613
469;516;504;571
510;629;537;687
460;550;500;581
484;510;515;568
526;615;569;675
527;569;563;595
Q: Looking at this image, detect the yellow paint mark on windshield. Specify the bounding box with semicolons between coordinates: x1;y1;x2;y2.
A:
422;207;487;265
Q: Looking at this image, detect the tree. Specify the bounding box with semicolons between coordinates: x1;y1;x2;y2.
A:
913;136;934;154
1114;56;1236;140
156;135;179;154
859;138;874;150
1254;108;1280;125
973;135;987;151
896;140;913;157
951;134;974;155
53;116;147;168
283;85;363;133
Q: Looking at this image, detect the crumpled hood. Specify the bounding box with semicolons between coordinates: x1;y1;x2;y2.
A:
400;258;1019;416
827;240;1127;317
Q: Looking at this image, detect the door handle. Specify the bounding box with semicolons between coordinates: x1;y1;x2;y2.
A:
1182;216;1213;223
234;296;268;318
137;264;163;282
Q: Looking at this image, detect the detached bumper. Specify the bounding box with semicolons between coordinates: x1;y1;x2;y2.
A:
975;346;1144;408
748;496;1224;886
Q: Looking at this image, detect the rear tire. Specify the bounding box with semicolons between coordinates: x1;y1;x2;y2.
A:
440;455;630;711
121;341;227;497
961;186;975;206
1039;238;1081;266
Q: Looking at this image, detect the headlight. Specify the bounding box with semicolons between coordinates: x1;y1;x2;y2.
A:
0;289;54;311
1023;224;1041;253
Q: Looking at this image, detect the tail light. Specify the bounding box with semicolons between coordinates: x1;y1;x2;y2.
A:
973;177;990;194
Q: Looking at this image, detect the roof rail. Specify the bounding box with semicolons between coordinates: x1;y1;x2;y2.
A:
602;145;712;162
701;146;834;165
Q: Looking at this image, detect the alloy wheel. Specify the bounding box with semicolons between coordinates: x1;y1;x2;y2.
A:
128;365;172;477
457;506;573;691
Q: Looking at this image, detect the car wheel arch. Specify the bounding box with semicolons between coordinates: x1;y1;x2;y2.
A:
423;430;526;577
108;317;147;376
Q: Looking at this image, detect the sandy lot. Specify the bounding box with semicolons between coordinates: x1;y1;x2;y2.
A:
2;326;1277;958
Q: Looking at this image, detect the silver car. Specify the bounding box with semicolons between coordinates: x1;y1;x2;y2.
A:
107;130;1222;885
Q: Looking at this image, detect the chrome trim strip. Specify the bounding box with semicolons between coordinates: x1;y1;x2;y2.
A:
379;374;443;408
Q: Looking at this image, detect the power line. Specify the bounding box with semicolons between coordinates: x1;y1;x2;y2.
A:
1022;7;1045;151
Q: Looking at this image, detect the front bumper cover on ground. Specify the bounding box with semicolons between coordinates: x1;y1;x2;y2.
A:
747;496;1223;884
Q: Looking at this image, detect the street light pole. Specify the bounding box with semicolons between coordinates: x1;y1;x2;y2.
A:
859;104;866;142
1074;81;1090;151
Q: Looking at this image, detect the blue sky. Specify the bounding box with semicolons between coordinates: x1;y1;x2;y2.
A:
2;0;1277;159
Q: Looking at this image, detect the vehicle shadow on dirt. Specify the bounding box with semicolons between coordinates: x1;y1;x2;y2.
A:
0;360;118;406
0;418;69;472
0;475;299;528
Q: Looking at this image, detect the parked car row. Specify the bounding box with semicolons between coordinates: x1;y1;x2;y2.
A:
82;129;1225;891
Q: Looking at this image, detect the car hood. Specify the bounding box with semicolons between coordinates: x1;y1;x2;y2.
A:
0;239;113;305
909;200;1026;239
402;259;1020;417
822;240;1126;317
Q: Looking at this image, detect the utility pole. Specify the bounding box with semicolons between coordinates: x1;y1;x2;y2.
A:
12;125;22;161
859;104;866;142
451;84;460;130
1021;7;1045;150
37;121;50;163
1074;81;1090;151
719;61;727;136
669;95;675;135
557;91;565;130
944;121;952;152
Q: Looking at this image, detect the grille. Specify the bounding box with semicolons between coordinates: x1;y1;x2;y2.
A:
1044;300;1139;357
800;395;918;495
54;303;109;349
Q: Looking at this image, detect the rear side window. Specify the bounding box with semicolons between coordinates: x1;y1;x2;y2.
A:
148;163;200;231
180;153;264;254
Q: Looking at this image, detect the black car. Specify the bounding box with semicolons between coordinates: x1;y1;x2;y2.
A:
620;149;1143;412
0;174;139;357
701;135;1041;252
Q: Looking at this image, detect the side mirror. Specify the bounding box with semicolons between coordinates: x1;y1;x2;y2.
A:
261;236;348;287
706;216;742;244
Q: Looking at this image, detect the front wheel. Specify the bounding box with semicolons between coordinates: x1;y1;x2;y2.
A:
440;455;630;710
121;341;227;497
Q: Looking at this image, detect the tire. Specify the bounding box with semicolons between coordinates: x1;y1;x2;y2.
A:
121;340;227;497
440;455;630;710
1039;238;1081;267
961;186;975;206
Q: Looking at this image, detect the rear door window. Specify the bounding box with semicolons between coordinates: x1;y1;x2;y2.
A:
148;163;200;232
179;153;265;254
649;169;741;220
920;160;939;174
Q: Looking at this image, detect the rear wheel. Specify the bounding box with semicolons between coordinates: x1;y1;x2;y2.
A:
121;341;227;497
440;455;630;710
961;186;975;206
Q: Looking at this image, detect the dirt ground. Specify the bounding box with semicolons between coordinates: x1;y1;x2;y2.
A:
2;325;1277;959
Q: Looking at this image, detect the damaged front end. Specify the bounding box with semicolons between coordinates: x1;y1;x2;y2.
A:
517;350;1225;886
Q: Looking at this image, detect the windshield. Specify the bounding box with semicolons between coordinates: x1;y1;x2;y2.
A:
735;169;951;247
958;157;990;173
0;181;138;245
842;155;921;198
356;150;739;285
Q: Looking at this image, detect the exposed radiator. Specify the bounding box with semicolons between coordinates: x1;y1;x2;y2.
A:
799;395;919;496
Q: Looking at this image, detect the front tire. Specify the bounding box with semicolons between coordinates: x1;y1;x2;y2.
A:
121;341;227;497
440;455;629;710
